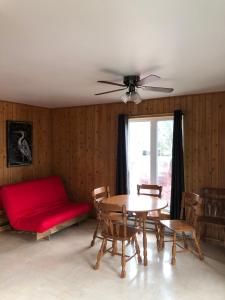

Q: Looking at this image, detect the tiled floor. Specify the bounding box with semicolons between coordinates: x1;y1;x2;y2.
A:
0;219;224;300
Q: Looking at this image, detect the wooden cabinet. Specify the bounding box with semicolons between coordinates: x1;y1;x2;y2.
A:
199;188;225;245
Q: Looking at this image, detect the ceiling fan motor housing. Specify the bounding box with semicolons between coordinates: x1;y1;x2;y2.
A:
124;75;140;93
123;75;140;86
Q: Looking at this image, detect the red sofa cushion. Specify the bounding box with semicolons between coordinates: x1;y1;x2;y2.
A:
1;176;91;232
13;202;91;233
0;188;2;210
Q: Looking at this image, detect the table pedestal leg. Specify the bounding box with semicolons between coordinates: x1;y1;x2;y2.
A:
142;216;148;266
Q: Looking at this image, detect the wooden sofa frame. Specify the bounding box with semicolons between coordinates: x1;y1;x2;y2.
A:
36;213;89;240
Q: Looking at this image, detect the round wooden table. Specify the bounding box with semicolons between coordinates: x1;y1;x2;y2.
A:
103;194;168;266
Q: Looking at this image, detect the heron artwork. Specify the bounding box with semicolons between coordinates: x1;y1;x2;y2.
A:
16;130;32;162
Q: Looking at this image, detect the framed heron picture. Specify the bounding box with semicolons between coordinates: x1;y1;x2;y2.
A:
7;121;32;167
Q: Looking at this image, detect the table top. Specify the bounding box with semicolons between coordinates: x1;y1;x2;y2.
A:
102;194;167;213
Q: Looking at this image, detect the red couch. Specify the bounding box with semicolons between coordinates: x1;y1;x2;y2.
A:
1;176;91;239
0;189;3;210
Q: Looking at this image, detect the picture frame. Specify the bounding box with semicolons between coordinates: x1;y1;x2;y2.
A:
6;121;33;167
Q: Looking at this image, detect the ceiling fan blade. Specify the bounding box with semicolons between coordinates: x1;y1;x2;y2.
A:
137;74;160;86
141;86;174;93
94;87;127;96
97;80;126;87
100;68;125;77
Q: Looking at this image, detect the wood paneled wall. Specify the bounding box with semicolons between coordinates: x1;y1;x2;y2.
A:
0;92;224;222
0;101;52;186
52;92;225;203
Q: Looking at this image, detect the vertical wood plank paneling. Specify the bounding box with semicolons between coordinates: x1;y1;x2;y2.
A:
85;106;95;200
211;93;220;187
1;102;13;185
219;93;225;186
197;95;205;189
192;95;199;192
77;106;87;200
52;91;225;204
0;100;52;187
205;94;213;186
182;96;189;190
70;108;80;199
187;95;194;191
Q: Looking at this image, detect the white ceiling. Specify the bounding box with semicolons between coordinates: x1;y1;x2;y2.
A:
0;0;225;108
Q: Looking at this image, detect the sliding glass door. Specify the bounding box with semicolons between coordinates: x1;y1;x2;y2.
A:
128;116;173;206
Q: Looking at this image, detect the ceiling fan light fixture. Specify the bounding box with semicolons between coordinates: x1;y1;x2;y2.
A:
131;91;142;104
121;91;142;104
121;92;129;103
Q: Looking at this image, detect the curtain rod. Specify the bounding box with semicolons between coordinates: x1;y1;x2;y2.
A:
128;112;174;119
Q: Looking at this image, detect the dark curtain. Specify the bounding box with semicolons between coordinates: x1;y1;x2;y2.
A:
116;114;129;195
170;110;185;219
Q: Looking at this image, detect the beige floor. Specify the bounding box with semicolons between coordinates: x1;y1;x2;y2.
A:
0;219;224;300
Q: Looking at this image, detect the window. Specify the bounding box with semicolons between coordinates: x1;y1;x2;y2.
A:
128;116;173;206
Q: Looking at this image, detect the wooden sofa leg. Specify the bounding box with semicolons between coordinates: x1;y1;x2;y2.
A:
45;235;51;241
37;233;51;241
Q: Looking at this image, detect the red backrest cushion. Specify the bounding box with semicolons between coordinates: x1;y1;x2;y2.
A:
1;176;69;224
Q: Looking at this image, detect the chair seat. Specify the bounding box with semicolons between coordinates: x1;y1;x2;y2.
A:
102;225;137;240
160;220;195;232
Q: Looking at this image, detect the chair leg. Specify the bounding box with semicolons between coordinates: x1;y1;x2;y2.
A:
103;239;107;253
192;231;204;260
182;232;188;249
94;238;106;270
131;236;135;245
159;224;165;251
112;239;117;256
90;219;100;247
142;218;148;266
171;232;176;265
135;217;141;234
133;235;142;263
155;222;160;251
120;240;126;278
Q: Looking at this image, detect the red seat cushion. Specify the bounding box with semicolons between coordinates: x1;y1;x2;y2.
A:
13;202;91;233
0;188;3;210
1;176;91;232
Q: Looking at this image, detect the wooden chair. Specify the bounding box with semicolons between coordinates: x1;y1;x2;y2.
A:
137;184;162;198
137;184;163;250
93;202;142;278
160;192;204;265
90;186;110;247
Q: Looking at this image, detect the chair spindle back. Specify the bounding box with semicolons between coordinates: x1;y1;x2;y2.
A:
180;192;202;228
137;184;162;198
98;203;127;239
92;186;110;207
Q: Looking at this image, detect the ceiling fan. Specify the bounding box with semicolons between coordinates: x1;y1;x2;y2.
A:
95;74;174;104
